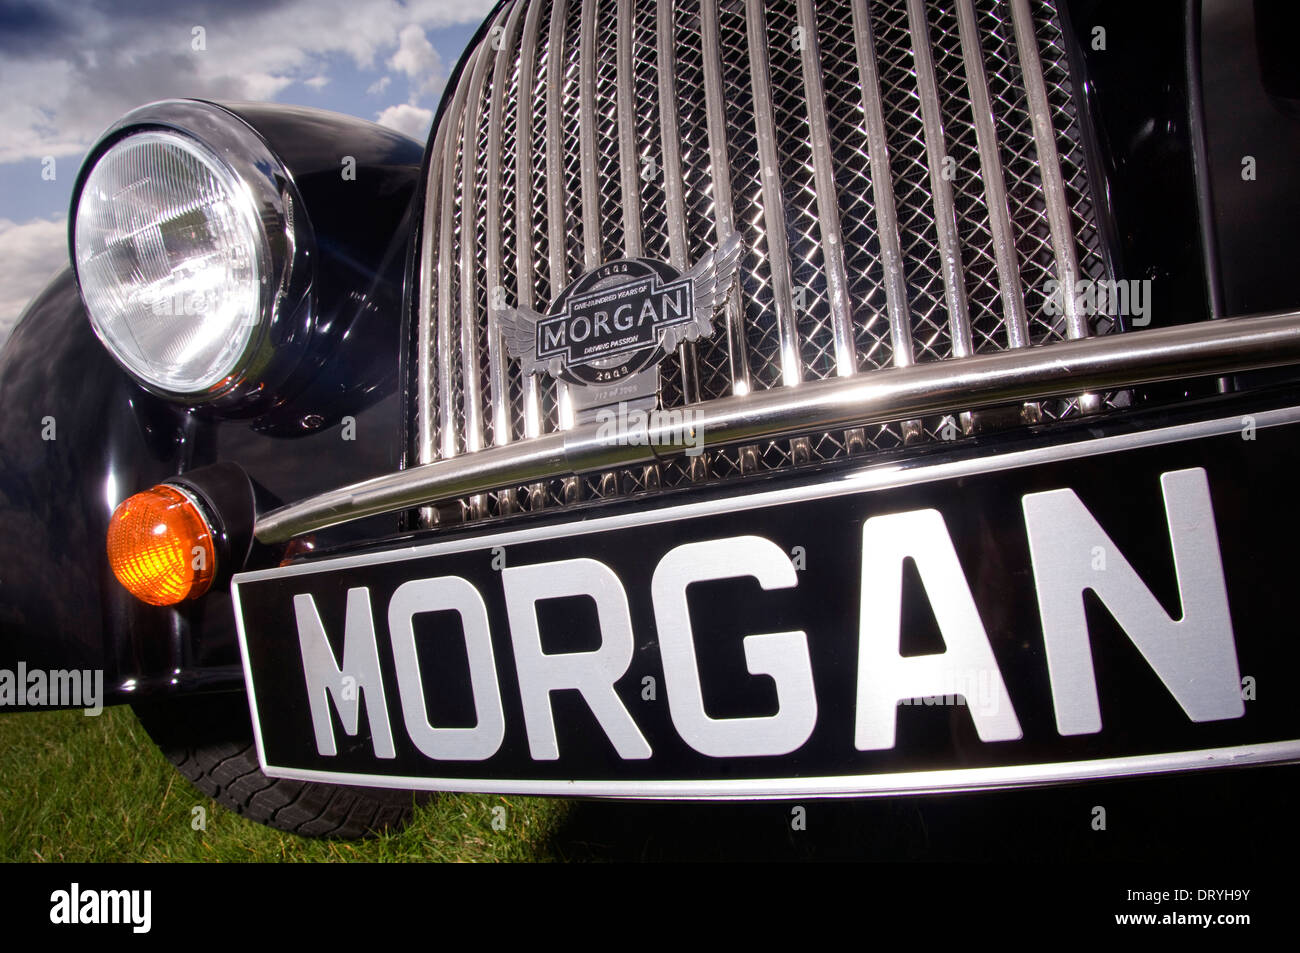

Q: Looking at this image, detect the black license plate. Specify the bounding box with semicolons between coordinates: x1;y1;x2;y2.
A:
232;408;1300;796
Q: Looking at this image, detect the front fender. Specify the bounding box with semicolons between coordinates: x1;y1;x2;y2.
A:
0;103;424;708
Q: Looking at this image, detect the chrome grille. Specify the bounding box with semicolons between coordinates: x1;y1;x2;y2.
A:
415;0;1112;522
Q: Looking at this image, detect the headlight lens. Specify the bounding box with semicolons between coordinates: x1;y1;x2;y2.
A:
73;129;266;395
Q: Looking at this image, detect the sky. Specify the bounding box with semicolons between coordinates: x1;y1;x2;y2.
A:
0;0;498;347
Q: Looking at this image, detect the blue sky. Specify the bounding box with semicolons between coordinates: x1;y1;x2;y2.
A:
0;0;496;343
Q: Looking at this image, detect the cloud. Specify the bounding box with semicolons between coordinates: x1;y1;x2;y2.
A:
302;76;330;90
388;25;445;99
0;0;494;164
367;75;392;96
0;216;69;350
375;103;434;140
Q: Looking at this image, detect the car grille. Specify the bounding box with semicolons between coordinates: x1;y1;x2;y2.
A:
413;0;1112;524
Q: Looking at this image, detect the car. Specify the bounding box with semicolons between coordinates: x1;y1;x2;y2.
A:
3;0;1299;841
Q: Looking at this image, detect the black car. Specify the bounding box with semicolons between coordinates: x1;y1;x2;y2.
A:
2;0;1297;840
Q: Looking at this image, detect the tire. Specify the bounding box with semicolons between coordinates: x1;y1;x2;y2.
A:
132;692;426;839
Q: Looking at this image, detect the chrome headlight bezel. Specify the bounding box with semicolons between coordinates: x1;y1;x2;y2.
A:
69;99;315;409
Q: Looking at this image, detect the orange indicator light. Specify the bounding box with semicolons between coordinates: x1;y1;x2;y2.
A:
107;485;215;606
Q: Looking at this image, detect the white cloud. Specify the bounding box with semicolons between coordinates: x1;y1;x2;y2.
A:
0;0;494;164
0;217;69;349
375;103;434;140
303;76;330;90
367;75;392;96
389;25;446;99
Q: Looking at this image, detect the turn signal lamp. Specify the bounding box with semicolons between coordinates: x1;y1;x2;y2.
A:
107;485;216;606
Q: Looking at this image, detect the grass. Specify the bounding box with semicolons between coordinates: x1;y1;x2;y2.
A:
0;706;571;862
2;705;1297;862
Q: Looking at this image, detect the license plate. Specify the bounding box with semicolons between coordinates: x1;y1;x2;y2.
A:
232;408;1300;797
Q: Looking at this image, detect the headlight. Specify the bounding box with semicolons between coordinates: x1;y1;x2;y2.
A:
75;130;266;393
70;100;312;405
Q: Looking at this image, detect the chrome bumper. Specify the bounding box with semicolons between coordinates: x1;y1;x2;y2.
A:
256;311;1300;542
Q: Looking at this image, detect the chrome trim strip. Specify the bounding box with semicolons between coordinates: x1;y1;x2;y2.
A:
458;38;496;456
797;0;855;378
744;0;802;388
907;0;973;362
237;406;1300;797
486;1;529;448
956;0;1029;351
700;0;750;396
578;0;601;271
516;0;546;440
256;311;1300;541
615;0;643;258
247;738;1300;799
1010;0;1083;344
546;0;575;428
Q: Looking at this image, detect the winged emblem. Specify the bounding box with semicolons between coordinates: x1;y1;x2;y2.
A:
496;231;744;384
658;230;744;356
496;301;555;380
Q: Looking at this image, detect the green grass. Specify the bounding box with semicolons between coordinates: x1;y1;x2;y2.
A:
0;706;572;862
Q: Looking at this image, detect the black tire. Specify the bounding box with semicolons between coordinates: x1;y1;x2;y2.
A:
132;692;426;839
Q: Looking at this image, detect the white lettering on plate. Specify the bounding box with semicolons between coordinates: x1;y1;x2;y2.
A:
287;468;1242;762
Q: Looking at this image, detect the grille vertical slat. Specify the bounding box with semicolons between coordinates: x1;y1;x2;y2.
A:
848;0;921;441
906;0;974;366
515;0;547;442
700;0;751;398
1009;0;1083;343
591;1;626;265
672;3;730;410
744;0;803;389
796;0;856;379
655;4;688;272
873;0;951;371
973;0;1063;347
616;0;662;492
414;0;1114;523
486;0;529;452
657;1;703;407
955;0;1029;351
458;38;495;459
1009;0;1098;414
435;76;472;462
615;0;644;257
415;92;450;469
578;0;602;270
1032;0;1108;298
545;0;576;432
765;2;834;388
